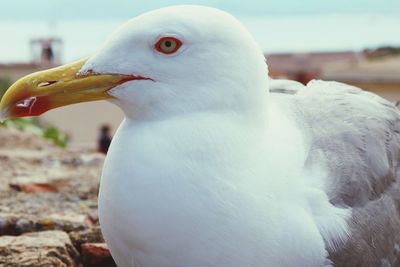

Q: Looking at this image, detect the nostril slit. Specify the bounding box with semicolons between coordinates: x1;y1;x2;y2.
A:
38;81;57;87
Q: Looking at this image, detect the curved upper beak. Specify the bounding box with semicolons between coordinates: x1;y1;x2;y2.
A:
0;58;142;120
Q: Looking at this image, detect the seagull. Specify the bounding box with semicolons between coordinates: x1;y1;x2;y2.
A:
1;5;400;267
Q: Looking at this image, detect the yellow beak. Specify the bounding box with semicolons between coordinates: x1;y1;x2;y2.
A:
0;58;145;120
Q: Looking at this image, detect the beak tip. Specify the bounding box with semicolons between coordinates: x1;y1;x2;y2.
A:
0;106;9;122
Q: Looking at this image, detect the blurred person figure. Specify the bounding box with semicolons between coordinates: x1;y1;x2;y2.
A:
42;44;54;63
98;124;112;154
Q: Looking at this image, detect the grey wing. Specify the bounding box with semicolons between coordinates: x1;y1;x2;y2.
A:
294;80;400;266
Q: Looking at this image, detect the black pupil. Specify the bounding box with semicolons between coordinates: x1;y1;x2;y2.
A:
165;40;172;47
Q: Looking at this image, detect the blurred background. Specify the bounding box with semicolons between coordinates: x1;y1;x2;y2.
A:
1;0;399;149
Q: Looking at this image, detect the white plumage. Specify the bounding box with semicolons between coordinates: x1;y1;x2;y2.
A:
77;5;400;267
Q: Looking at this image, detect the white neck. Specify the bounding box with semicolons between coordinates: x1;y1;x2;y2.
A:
98;102;331;267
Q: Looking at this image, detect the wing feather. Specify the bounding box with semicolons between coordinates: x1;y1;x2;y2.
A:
293;80;400;266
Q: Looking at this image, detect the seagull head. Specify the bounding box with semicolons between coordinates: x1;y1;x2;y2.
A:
0;5;269;121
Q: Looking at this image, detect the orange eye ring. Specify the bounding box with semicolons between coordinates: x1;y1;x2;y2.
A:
155;36;183;55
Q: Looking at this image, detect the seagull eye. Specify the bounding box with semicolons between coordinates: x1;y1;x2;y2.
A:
155;37;182;55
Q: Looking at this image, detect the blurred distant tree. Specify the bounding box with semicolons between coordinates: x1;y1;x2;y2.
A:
364;46;400;59
0;77;11;101
375;46;400;54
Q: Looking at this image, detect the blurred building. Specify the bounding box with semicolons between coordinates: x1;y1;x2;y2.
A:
30;38;62;66
321;55;400;102
266;51;361;84
267;51;400;102
0;37;61;81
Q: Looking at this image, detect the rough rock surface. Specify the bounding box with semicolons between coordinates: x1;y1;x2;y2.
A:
81;243;114;266
0;230;79;267
0;127;116;266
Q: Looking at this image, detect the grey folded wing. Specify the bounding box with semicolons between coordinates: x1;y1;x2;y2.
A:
293;80;400;266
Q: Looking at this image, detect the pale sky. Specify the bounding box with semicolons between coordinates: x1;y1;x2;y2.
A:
0;0;399;63
1;0;399;19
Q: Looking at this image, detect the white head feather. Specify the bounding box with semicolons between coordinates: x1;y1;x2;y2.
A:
80;5;269;121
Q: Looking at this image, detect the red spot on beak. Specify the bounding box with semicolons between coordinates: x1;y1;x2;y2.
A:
11;96;50;117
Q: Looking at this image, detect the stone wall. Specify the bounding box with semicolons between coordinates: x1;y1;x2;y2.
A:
0;127;116;266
